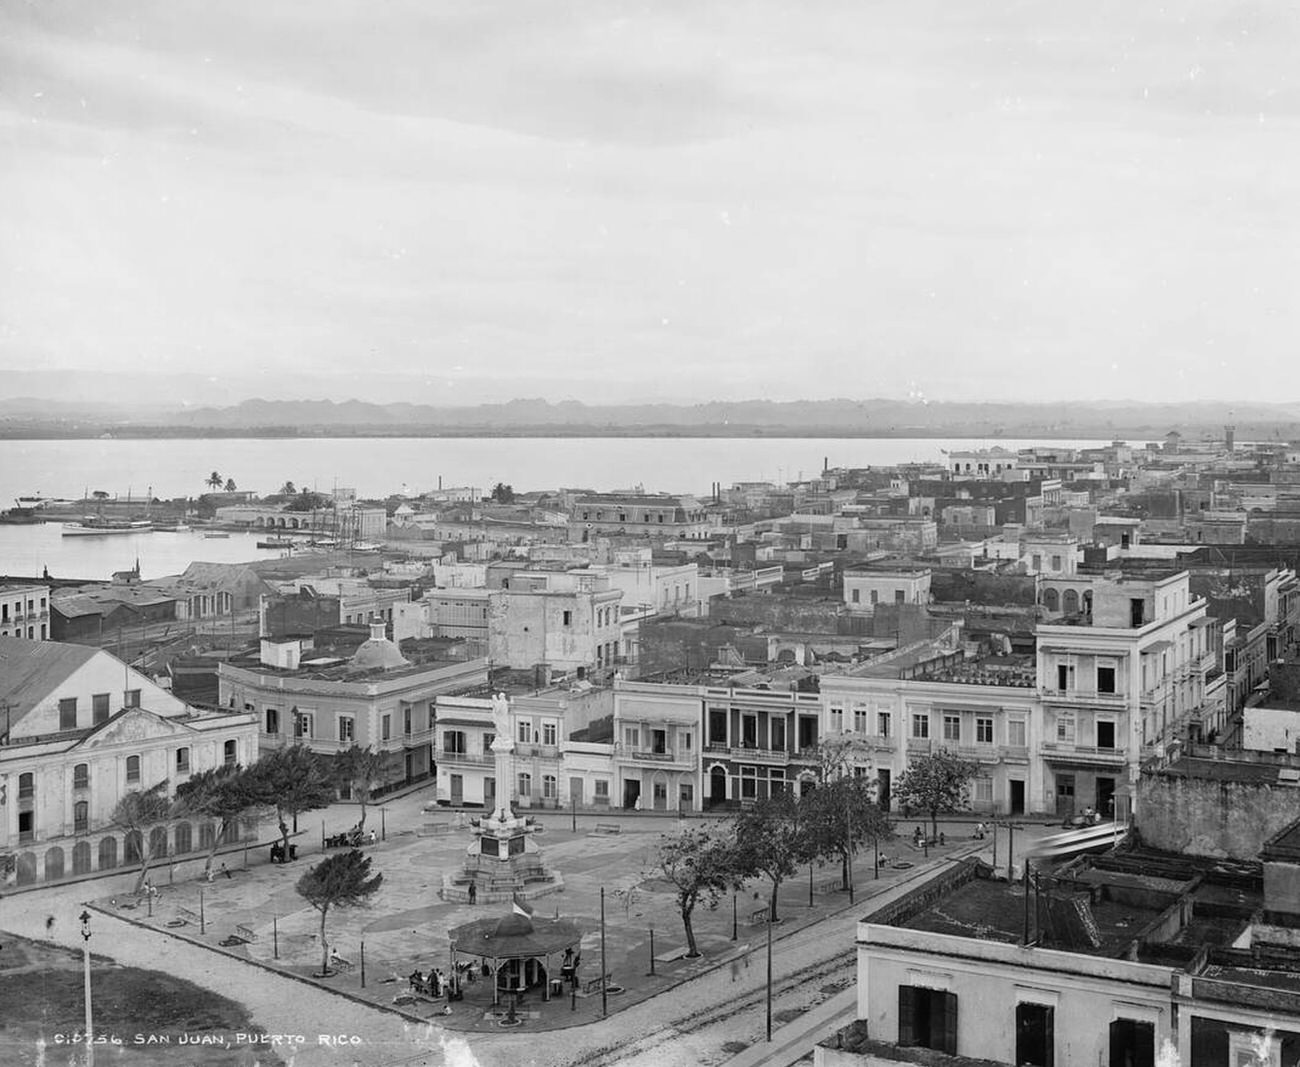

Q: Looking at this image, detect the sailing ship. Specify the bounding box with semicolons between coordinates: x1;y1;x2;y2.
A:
62;517;154;537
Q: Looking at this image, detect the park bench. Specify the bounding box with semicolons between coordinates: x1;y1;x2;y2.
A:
749;906;771;925
583;972;614;995
236;923;257;943
592;823;622;835
818;877;841;895
172;906;200;928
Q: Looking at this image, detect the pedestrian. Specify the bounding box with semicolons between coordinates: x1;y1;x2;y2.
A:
467;881;477;905
220;862;232;879
45;915;55;937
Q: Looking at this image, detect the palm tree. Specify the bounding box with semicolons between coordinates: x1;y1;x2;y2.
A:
206;471;223;490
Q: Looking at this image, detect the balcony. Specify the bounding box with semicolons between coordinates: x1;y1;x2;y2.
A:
999;744;1030;763
1042;687;1129;707
621;746;693;766
1040;741;1127;767
438;751;494;767
515;744;561;761
906;737;934;754
723;744;790;765
862;734;897;752
956;744;1001;764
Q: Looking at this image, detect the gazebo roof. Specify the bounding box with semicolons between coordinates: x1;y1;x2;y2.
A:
448;913;582;960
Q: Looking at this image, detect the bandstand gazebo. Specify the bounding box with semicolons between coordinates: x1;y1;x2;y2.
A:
448;910;582;1006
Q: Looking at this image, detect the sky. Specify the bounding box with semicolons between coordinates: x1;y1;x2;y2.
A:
1;0;1298;407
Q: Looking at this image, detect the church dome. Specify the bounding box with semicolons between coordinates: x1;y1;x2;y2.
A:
350;620;409;671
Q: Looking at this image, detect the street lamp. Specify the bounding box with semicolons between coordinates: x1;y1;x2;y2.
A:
79;910;94;1067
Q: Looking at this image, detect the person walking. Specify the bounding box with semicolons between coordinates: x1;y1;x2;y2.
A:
467;881;477;905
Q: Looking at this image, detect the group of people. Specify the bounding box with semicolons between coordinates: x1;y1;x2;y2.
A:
409;965;468;1001
911;826;945;847
325;824;378;849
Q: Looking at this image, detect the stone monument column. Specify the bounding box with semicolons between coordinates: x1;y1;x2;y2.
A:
489;692;516;825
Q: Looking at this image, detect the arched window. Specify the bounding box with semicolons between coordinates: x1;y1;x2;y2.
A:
124;830;143;864
174;822;193;855
125;755;141;783
1043;588;1060;612
74;801;89;833
73;842;92;875
73;764;90;789
1062;589;1080;615
98;837;118;870
18;772;33;799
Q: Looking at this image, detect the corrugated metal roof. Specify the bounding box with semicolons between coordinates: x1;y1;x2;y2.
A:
0;640;101;716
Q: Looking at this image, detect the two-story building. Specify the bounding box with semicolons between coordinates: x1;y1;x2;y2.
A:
0;639;258;886
821;642;1042;817
567;493;711;542
219;623;488;793
611;680;702;812
843;565;931;614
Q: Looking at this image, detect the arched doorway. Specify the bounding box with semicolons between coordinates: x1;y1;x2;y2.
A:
1062;588;1079;615
16;853;36;885
708;765;727;809
73;842;92;876
44;847;65;882
99;836;118;870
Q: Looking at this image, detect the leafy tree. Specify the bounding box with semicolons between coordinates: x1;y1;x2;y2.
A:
657;826;737;957
800;776;893;890
281;480;296;496
894;749;979;841
206;471;223;490
112;782;175;894
91;490;110;501
331;745;392;830
731;792;813;923
174;765;257;879
224;478;237;492
490;482;515;503
808;736;868;785
246;746;336;858
285;490;330;512
296;850;383;976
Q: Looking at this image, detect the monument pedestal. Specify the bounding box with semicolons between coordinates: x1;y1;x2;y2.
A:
441;707;563;904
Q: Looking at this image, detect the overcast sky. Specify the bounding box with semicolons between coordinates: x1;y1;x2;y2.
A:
2;1;1297;406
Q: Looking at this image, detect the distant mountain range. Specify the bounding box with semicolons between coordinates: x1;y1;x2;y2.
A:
1;396;1298;440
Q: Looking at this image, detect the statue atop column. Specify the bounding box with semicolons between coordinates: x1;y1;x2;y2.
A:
490;692;513;753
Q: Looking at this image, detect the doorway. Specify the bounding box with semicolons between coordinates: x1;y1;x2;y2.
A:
449;774;463;805
877;768;891;812
1055;774;1076;818
709;767;727;808
1010;779;1025;816
569;777;584;807
1096;777;1115;819
679;783;693;812
623;779;641;810
652;779;668;811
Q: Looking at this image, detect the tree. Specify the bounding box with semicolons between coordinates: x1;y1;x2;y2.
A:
490;482;515;503
206;471;223;490
731;792;813;923
808;736;868;785
281;481;296;496
894;749;979;841
112;782;175;894
657;826;736;957
246;746;336;858
331;746;391;830
91;490;110;501
174;765;257;879
296;850;383;976
800;776;893;890
224;478;237;492
285;490;329;512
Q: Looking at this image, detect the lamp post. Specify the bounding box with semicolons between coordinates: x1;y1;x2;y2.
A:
599;887;608;1019
731;892;738;940
79;910;94;1067
808;861;814;908
199;887;206;934
648;926;656;976
765;901;773;1043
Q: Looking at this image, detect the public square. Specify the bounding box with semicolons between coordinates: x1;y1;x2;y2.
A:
0;784;1053;1066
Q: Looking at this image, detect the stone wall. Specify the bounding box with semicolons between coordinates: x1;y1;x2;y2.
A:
1137;771;1300;860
